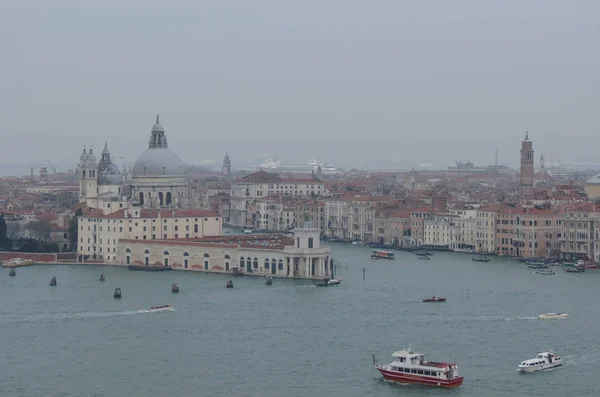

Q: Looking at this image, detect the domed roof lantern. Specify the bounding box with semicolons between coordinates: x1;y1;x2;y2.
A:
149;115;167;148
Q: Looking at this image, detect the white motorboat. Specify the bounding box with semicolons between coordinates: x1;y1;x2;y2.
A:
537;313;569;320
328;277;341;285
517;351;562;372
149;304;174;312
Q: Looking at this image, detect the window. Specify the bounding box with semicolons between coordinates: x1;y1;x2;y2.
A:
184;252;189;269
194;224;198;233
264;258;270;269
224;254;230;271
204;253;209;270
253;257;258;269
308;237;314;249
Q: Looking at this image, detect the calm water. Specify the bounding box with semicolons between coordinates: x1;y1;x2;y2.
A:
2;243;599;397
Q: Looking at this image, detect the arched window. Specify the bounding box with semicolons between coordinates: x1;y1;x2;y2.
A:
144;249;150;254
203;253;210;270
158;192;164;206
163;250;170;267
264;258;270;269
164;250;169;255
278;259;283;270
139;192;144;206
125;248;131;264
194;224;199;233
253;257;258;269
240;256;245;268
183;251;189;269
166;192;172;205
224;254;231;271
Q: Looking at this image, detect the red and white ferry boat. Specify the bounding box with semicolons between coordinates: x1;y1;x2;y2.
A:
374;345;464;388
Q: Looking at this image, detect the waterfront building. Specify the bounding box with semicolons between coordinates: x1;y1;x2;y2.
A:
229;171;325;227
476;206;499;254
77;207;222;262
118;221;333;279
324;195;351;240
423;214;459;249
373;208;413;247
448;208;477;252
559;203;600;261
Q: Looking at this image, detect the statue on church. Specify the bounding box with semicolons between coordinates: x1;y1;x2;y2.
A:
150;195;159;209
179;197;189;209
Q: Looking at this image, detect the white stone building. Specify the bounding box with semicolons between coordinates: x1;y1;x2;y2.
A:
118;222;334;280
77;207;222;262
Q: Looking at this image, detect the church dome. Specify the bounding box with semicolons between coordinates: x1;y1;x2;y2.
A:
132;115;184;177
132;147;184;177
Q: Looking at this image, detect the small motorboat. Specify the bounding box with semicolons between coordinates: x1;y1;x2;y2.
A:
99;273;105;282
527;262;548;269
226;280;234;288
423;296;446;302
315;278;341;286
149;304;174;312
564;267;585;273
538;313;568;320
171;283;179;293
50;276;57;286
417;255;430;260
472;256;491;263
533;269;555;275
114;288;122;299
2;258;34;268
517;351;562;372
265;276;273;285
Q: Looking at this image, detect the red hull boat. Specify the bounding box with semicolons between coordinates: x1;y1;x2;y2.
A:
374;345;463;388
423;296;446;302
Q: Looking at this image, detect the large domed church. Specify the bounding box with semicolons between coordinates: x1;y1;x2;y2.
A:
78;116;199;213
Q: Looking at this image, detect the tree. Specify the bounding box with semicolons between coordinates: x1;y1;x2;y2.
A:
0;214;7;248
25;220;52;241
68;208;83;247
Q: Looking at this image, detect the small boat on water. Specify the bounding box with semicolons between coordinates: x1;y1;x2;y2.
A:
472;256;491;263
564;267;585;273
517;351;562;372
527;263;548;269
373;345;463;388
371;249;394;260
415;251;433;256
226;280;234;288
538;312;568;320
417;255;430;260
2;258;34;268
533;269;555;275
265;276;273;285
423;296;446;302
149;304;174;312
315;277;342;286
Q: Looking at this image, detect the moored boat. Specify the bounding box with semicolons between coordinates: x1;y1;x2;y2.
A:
2;258;34;268
315;277;342;286
538;312;568;320
517;351;562;372
374;345;463;388
149;304;174;312
423;296;446;302
564;267;585;273
128;264;172;271
533;269;555;275
527;262;548;269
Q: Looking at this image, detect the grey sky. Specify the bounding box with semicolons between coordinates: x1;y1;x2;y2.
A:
1;0;599;172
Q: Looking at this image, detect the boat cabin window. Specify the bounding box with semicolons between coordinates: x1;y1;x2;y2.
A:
410;369;417;374
399;357;405;362
417;370;424;375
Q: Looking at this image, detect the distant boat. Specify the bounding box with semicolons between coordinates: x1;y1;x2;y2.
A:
472;256;491;263
2;258;34;268
538;312;568;320
517;351;562;372
149;304;174;312
533;269;555;275
527;263;548;269
417;255;430;260
423;296;446;302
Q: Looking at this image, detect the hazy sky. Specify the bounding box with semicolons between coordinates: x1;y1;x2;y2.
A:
1;0;599;172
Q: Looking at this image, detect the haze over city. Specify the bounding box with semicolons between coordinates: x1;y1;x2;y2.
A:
2;0;599;172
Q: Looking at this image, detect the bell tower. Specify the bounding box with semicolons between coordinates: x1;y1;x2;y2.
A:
79;146;98;204
520;131;534;196
222;151;231;179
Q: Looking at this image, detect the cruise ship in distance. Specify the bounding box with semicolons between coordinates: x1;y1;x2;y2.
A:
254;158;340;175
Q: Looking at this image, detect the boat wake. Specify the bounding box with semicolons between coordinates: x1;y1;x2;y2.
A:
13;308;176;323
